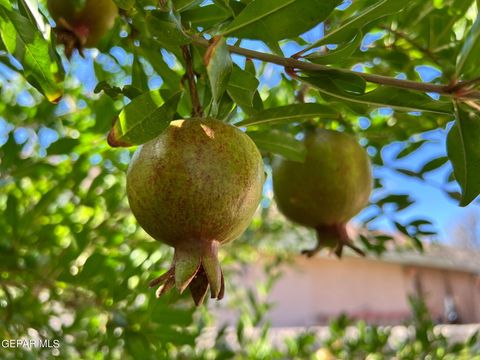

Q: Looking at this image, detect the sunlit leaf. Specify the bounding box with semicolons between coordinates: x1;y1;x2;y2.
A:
456;14;480;79
446;103;480;206
108;91;182;147
222;0;341;41
226;64;259;109
146;10;191;46
306;32;362;65
302;74;453;114
236;103;336;127
0;7;63;102
182;4;231;29
204;36;232;117
305;0;411;49
247;130;306;162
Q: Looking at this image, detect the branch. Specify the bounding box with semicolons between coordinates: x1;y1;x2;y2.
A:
192;37;480;101
448;75;480;93
181;45;203;117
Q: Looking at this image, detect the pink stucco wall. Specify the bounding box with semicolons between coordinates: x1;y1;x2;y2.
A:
214;255;480;327
268;256;411;326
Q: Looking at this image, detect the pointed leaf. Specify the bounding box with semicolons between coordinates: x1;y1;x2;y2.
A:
302;74;453;114
204;36;232;117
446;104;480;206
182;4;231;29
226;64;259;109
305;0;411;50
18;0;47;33
247;130;306;162
107;91;182;147
132;55;149;92
139;40;182;90
173;0;203;12
456;15;480;78
306;32;362;65
221;0;341;41
236;103;336;127
146;10;191;46
0;7;63;103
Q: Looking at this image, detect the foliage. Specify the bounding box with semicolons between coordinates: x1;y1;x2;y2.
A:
323;297;480;360
1;0;480;358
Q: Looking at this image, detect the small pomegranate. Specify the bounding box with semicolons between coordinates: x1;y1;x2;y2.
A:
272;129;372;257
127;119;265;305
47;0;118;57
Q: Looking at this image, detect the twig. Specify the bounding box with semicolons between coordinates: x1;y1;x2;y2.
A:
381;25;441;67
181;45;203;117
447;75;480;93
192;37;480;101
295;84;308;103
464;100;480;112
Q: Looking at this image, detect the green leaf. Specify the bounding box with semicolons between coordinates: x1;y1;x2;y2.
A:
125;332;151;359
47;138;80;155
456;15;480;79
247;130;306;162
94;81;123;99
446;104;480;206
6;194;19;234
181;4;231;29
311;70;366;95
146;10;191;47
306;32;361;65
107;91;182;147
0;7;63;103
236;103;336;127
395;140;426;159
0;0;11;10
173;0;203;12
419;156;448;175
302;74;453;114
226;64;259;109
221;0;341;41
205;37;232;117
94;81;142;100
132;55;149;93
139;40;182;90
394;221;410;237
305;0;411;50
18;0;47;33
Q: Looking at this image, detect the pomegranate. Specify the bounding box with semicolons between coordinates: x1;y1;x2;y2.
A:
47;0;118;57
272;129;372;257
126;118;265;305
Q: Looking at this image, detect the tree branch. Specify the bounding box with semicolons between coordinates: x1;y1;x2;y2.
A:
448;75;480;93
192;37;480;101
181;45;203;117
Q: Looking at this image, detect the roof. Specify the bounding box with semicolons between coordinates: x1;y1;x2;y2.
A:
276;227;480;274
363;245;480;274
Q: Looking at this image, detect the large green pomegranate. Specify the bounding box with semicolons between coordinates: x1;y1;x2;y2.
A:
272;129;372;257
47;0;118;56
127;119;265;305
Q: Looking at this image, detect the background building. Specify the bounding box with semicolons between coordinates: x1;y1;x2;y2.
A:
215;243;480;327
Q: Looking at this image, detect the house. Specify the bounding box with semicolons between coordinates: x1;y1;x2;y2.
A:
214;241;480;327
